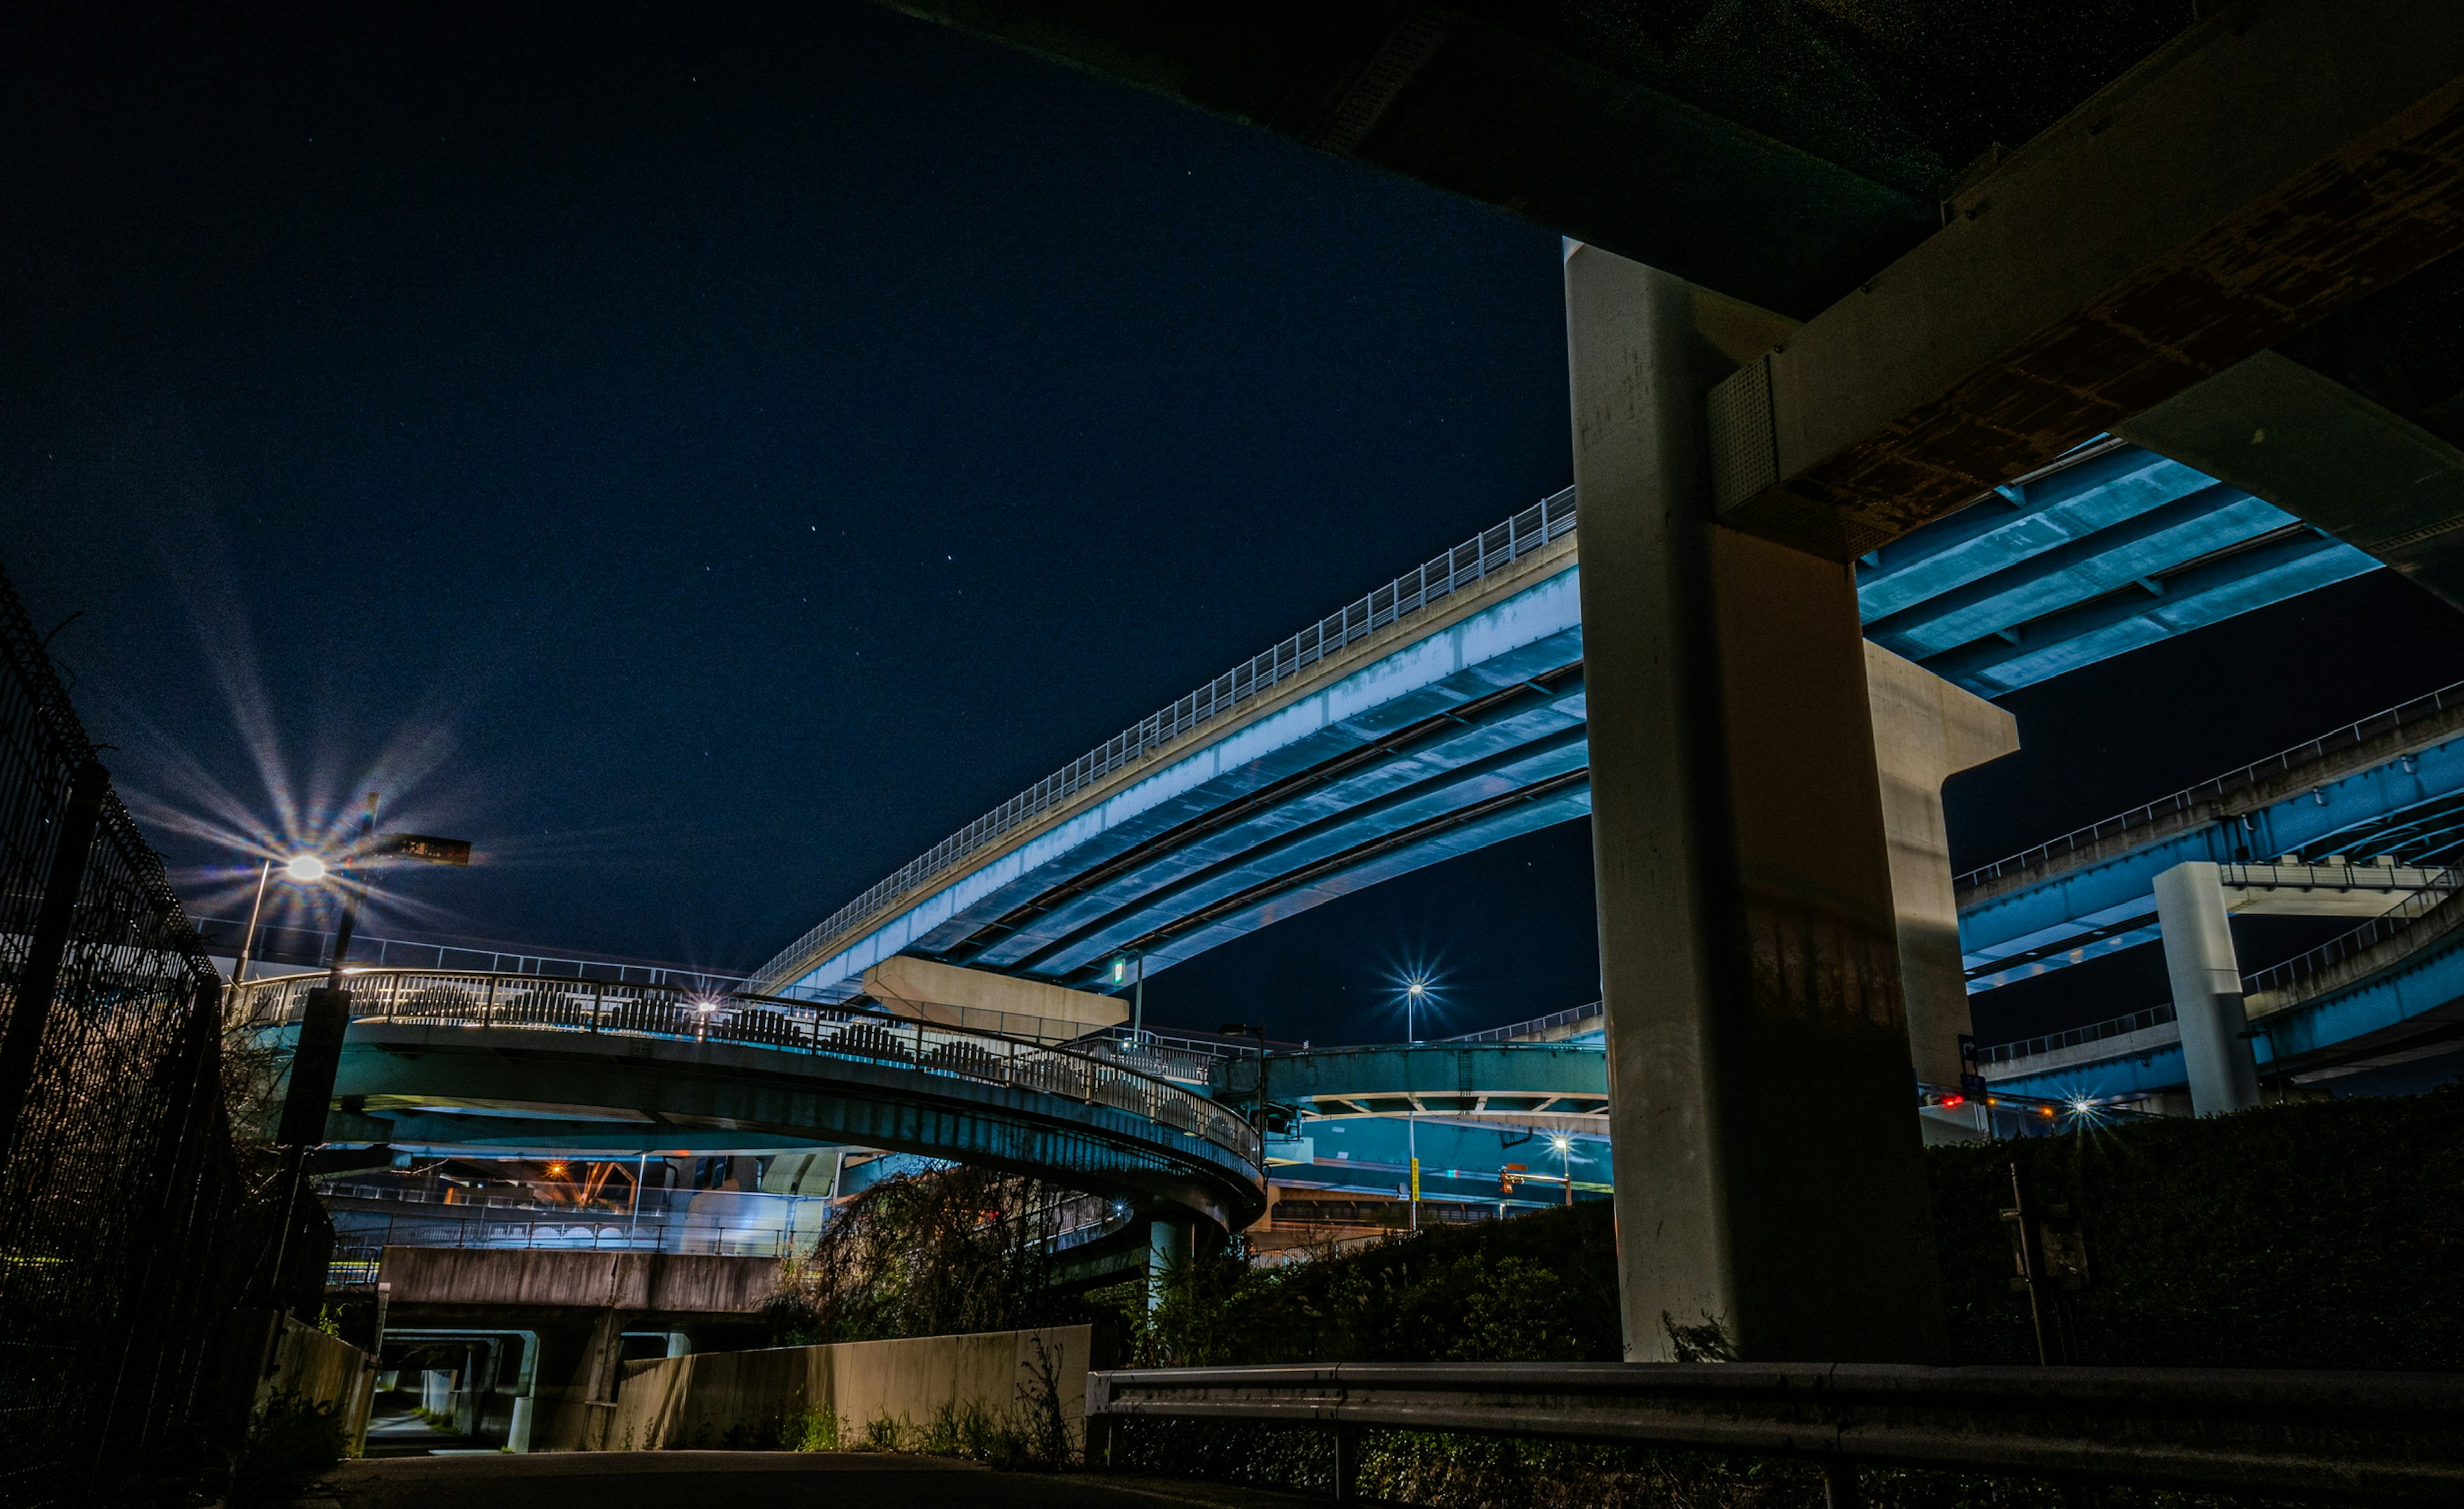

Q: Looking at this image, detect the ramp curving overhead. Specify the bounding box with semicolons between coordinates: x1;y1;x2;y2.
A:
232;969;1266;1229
760;442;2375;1003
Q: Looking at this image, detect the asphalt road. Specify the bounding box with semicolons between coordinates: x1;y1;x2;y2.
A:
316;1453;1325;1509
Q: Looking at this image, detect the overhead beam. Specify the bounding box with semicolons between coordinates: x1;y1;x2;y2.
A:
2118;348;2464;608
1707;1;2464;560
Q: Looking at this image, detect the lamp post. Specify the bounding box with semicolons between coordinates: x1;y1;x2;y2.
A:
1552;1134;1573;1207
261;796;472;1315
1402;976;1430;1231
232;858;275;985
1111;952;1147;1053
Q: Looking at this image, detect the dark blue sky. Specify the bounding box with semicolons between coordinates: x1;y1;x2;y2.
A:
10;2;2464;1046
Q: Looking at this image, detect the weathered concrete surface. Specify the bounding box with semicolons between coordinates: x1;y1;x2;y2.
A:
381;1247;779;1316
597;1325;1099;1454
1865;642;2020;1087
222;1309;379;1453
864;955;1127;1042
1570;244;1944;1363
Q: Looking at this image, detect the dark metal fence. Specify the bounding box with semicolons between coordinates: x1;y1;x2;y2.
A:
0;562;244;1504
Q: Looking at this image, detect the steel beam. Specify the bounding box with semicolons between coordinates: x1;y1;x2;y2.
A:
1709;2;2464;559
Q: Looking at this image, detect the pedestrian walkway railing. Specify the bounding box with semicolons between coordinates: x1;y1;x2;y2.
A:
757;486;1580;994
1958;674;2464;889
229;968;1261;1168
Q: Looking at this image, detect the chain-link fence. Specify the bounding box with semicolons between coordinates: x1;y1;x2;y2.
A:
0;560;250;1504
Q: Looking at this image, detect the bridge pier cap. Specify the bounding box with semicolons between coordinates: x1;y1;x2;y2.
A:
1567;245;1946;1363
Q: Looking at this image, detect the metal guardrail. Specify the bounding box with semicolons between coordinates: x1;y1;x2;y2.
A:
757;487;1579;993
2244;877;2464;1000
1086;1361;2464;1503
1958;675;2464;889
204;914;753;991
230;969;1262;1169
1445;1000;1604;1044
1986;869;2464;1069
1980;1005;2177;1068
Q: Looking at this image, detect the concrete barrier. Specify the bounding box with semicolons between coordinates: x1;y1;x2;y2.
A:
224;1309;380;1454
597;1325;1098;1456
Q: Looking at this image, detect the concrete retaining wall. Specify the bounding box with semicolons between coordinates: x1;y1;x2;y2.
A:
597;1325;1095;1455
225;1309;380;1453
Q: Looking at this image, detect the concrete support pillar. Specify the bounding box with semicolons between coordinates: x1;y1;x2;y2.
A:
2153;862;2261;1116
1566;243;1945;1363
1863;644;2019;1088
1145;1218;1191;1312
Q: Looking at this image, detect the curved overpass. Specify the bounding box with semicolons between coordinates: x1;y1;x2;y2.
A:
230;969;1265;1230
758;443;2375;1003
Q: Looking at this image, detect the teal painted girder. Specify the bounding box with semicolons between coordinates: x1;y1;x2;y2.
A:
277;1020;1266;1229
1215;1043;1608;1116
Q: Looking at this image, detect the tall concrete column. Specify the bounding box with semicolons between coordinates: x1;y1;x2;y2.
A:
2153;862;2261;1115
1568;243;1945;1363
1863;644;2019;1089
1146;1218;1190;1313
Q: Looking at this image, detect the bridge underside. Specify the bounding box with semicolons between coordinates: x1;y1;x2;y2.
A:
293;1021;1265;1228
779;440;2377;1003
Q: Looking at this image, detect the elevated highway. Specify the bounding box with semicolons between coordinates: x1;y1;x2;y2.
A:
231;969;1265;1231
1958;681;2464;1106
760;442;2375;1003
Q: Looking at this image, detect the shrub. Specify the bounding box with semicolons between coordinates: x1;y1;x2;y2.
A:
229;1390;347;1505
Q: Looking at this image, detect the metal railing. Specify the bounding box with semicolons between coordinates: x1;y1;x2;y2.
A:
1958;674;2464;889
0;559;240;1503
205;915;751;991
1445;1000;1604;1044
2243;876;2464;1000
230;968;1260;1168
1987;873;2464;1069
758;487;1579;992
1087;1361;2464;1503
1980;1004;2177;1067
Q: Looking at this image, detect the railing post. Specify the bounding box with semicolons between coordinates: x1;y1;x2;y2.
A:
484;976;497;1027
1330;1423;1362;1503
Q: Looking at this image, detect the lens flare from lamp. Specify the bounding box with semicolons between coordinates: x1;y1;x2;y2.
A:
284;854;327;883
1550;1135;1571;1153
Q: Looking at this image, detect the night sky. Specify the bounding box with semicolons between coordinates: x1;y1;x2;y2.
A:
12;3;2464;1048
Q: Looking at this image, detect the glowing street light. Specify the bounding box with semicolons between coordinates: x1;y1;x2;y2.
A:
1400;975;1432;1043
284;854;328;883
1551;1134;1575;1207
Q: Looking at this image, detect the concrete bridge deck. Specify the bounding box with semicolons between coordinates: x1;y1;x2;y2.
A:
233;969;1266;1230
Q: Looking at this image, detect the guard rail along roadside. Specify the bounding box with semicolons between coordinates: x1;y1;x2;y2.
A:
228;969;1260;1168
758;486;1579;992
1085;1361;2464;1504
1958;676;2464;889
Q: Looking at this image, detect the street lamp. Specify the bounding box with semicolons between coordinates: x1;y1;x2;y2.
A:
1397;975;1434;1230
1551;1134;1574;1207
1111;952;1147;1050
261;794;473;1317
